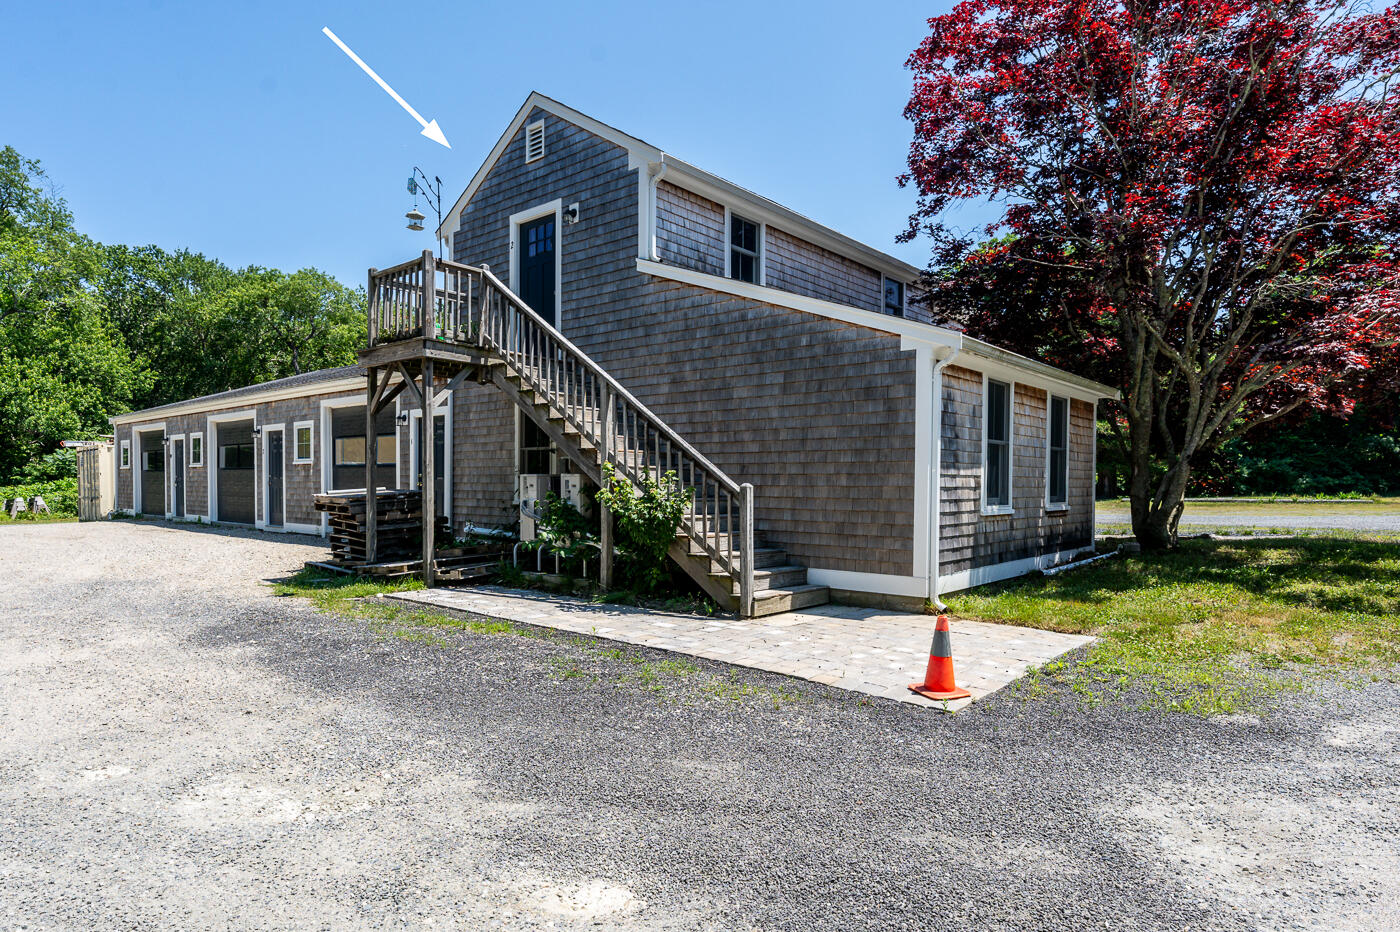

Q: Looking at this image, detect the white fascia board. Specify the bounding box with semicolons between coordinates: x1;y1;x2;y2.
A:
110;379;364;426
959;336;1119;402
659;157;925;283
437;91;663;241
637;257;961;350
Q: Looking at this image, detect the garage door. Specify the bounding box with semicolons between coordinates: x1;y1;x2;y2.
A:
217;420;255;524
139;433;165;516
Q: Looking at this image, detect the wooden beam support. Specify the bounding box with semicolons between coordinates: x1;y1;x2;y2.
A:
396;362;425;409
420;357;436;588
370;377;407;416
365;368;379;565
432;366;473;408
599;385;615;589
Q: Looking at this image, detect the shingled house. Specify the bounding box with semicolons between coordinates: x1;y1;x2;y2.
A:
109;92;1116;615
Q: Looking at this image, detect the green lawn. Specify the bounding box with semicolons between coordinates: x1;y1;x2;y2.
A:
947;535;1400;714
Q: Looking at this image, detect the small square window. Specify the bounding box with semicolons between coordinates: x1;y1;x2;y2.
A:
293;423;314;464
729;214;760;284
884;279;905;317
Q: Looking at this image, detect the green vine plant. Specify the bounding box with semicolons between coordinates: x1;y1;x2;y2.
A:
593;464;689;593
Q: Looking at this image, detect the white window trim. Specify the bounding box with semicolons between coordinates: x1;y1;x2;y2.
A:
981;375;1015;516
292;420;315;465
188;431;204;468
119;439;131;469
508;199;564;330
524;119;545;163
722;206;765;286
319;394;405;534
1045;393;1070;512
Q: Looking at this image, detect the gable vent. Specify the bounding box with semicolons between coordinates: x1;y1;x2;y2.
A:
524;120;545;163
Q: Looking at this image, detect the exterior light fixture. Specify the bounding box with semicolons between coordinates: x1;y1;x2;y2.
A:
396;410;410;427
405;207;426;231
251;426;263;439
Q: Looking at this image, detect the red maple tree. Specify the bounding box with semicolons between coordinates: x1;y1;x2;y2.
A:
901;0;1400;548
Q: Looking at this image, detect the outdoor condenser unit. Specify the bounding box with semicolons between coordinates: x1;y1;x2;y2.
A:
518;473;587;541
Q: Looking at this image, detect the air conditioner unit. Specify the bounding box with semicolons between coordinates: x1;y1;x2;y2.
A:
518;474;552;540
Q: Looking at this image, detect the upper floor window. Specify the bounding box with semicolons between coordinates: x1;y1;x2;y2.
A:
1047;396;1069;507
984;379;1012;511
524;120;545;163
729;214;761;284
884;279;905;317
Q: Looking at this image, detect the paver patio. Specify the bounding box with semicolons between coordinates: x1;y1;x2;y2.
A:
386;586;1094;711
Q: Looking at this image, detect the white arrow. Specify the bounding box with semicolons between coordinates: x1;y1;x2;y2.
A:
322;26;450;148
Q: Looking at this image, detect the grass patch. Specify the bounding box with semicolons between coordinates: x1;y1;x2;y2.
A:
272;568;798;708
951;535;1400;714
0;514;79;525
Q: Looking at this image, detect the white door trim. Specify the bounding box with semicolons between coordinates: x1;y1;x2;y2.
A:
206;409;258;524
408;396;453;524
260;423;286;530
508;198;563;330
167;432;186;519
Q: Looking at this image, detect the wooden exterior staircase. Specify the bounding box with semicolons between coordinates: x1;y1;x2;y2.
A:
364;251;829;618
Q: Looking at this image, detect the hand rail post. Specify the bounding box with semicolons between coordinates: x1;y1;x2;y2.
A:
599;385;615;589
367;268;379;347
420;249;435;339
739;482;754;618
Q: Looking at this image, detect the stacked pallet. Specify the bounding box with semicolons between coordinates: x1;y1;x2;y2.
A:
313;490;448;565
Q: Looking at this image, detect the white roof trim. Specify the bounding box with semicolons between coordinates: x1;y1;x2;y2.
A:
109;378;366;426
436;93;923;282
436;92;662;242
635;258;1117;401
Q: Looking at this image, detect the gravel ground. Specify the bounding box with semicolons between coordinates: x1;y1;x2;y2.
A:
2;521;1397;931
1097;504;1400;532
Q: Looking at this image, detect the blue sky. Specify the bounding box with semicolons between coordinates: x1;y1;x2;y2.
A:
3;0;975;287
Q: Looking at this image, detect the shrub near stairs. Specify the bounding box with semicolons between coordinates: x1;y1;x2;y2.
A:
594;465;688;593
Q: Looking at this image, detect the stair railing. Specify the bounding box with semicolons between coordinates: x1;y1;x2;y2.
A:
368;252;756;615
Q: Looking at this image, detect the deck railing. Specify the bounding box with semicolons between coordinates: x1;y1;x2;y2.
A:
367;252;755;614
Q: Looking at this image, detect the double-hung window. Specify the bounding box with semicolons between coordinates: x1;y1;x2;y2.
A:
1047;396;1069;507
984;379;1012;511
729;214;760;284
189;433;204;467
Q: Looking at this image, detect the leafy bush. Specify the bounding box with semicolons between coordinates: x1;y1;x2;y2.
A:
594;465;689;593
523;491;599;568
0;477;77;517
15;447;77;483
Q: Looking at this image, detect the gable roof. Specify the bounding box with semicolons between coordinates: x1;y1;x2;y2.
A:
436;92;923;281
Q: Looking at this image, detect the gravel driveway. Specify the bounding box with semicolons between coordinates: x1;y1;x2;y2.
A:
2;521;1396;931
1097;503;1400;532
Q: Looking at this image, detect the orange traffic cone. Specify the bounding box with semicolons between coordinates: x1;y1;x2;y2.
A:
908;614;971;700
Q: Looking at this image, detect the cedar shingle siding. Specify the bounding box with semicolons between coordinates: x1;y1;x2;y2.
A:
108;99;1104;599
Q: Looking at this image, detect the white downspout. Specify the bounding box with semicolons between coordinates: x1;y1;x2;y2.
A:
646;159;668;261
928;346;960;610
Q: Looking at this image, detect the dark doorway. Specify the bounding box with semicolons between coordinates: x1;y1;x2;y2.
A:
139;432;164;516
415;413;448;518
172;439;185;518
267;430;284;527
217;420;255;524
519;213;556;326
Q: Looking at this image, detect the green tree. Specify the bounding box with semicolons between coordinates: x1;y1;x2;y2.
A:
0;147;145;479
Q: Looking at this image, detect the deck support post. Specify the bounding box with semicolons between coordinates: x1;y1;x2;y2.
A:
365;368;379;566
421;358;436;588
